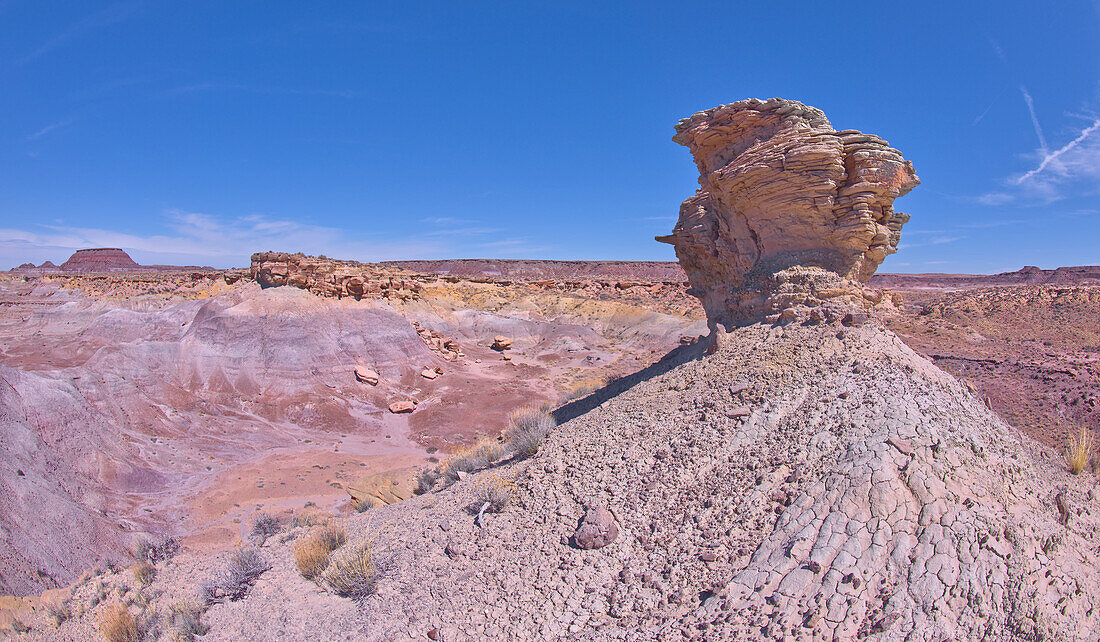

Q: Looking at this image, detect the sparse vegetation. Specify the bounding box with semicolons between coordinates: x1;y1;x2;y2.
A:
166;598;208;641
134;537;180;564
250;513;283;543
562;376;607;402
1066;426;1093;474
201;547;271;603
292;508;331;528
46;598;70;626
505;406;556;457
322;541;379;601
131;560;155;586
349;495;374;513
414;467;441;495
97;602;138;642
473;473;516;513
293;522;348;580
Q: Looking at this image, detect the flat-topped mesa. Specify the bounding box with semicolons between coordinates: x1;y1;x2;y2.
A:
59;248;141;272
657;98;919;327
250;251;421;302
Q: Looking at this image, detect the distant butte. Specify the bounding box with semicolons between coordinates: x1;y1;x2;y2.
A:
59;248;140;272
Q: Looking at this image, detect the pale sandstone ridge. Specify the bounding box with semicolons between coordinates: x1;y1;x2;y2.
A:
658;98;919;327
250;251;421;301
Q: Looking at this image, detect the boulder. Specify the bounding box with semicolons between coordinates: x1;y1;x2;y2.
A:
492;336;513;351
354;366;379;385
657;98;918;327
388;400;416;414
420;368;438;380
573;507;619;550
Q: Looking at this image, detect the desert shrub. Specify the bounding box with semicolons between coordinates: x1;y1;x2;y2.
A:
1067;426;1093;474
292;509;331;529
134;537;180;564
414;468;441;495
322;541;379;601
11;619;29;633
505;407;556;457
166;598;208;641
562;376;606;402
293;522;347;580
349;495;374;513
250;513;282;543
46;598;70;626
131;560;155;586
97;602;138;642
473;473;516;513
202;547;270;603
89;580;108;607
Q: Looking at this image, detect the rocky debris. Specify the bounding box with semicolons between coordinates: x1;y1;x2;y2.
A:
658;98;919;327
59;248;141;272
492;335;514;351
421;368;438;380
354;366;380;385
412;321;462;361
388;400;416;414
572;507;619;550
250;251;421;301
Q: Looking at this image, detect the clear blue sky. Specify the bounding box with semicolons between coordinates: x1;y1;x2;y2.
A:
1;1;1098;272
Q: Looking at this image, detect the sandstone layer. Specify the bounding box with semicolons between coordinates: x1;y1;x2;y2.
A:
658;98;919;327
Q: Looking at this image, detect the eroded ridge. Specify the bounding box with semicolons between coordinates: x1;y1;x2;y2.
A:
658;98;919;327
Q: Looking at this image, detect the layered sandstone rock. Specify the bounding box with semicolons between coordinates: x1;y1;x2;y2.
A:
658;98;918;327
59;248;140;272
250;251;421;301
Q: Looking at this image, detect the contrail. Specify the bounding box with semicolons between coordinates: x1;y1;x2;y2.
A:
1020;86;1049;155
1015;118;1100;184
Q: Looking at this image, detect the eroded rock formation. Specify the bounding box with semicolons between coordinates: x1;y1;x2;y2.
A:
250;251;421;301
658;98;919;327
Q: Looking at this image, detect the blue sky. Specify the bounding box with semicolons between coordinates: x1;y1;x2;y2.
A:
1;1;1098;272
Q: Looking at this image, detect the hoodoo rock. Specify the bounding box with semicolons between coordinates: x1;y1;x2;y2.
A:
658;98;919;327
59;248;141;272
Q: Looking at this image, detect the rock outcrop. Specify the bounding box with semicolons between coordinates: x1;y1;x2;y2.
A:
658;98;918;327
59;248;140;272
250;252;421;301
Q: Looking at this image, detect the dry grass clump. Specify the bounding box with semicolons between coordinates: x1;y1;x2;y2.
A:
292;508;332;528
473;473;516;513
562;376;607;402
322;541;379;601
414;467;441;495
505;407;556;457
1066;426;1094;474
293;522;348;580
441;438;507;481
133;537;180;564
349;495;374;513
165;598;208;641
97;602;138;642
200;547;270;603
131;560;155;586
250;513;283;543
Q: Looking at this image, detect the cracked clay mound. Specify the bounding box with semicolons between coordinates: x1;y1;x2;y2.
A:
28;321;1100;640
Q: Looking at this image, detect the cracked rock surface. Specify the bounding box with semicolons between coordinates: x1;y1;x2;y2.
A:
21;321;1099;640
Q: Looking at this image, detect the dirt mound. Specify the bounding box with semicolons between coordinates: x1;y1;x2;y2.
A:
59;248;140;272
18;321;1097;640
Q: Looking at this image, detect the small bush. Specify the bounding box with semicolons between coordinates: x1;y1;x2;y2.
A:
349;495;374;513
250;513;282;543
134;537;180;564
46;598;70;626
166;598;208;641
414;468;441;495
292;509;331;529
131;561;155;586
202;547;270;603
473;473;516;513
562;376;606;402
97;602;138;642
505;407;556;457
293;522;347;580
1067;426;1093;474
322;541;379;601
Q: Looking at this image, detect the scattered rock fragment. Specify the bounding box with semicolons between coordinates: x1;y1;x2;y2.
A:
354;366;379;385
388;400;416;414
492;335;513;351
572;507;619;550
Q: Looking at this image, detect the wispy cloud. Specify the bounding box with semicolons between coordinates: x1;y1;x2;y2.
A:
26;118;76;140
1015;117;1100;185
16;1;146;67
